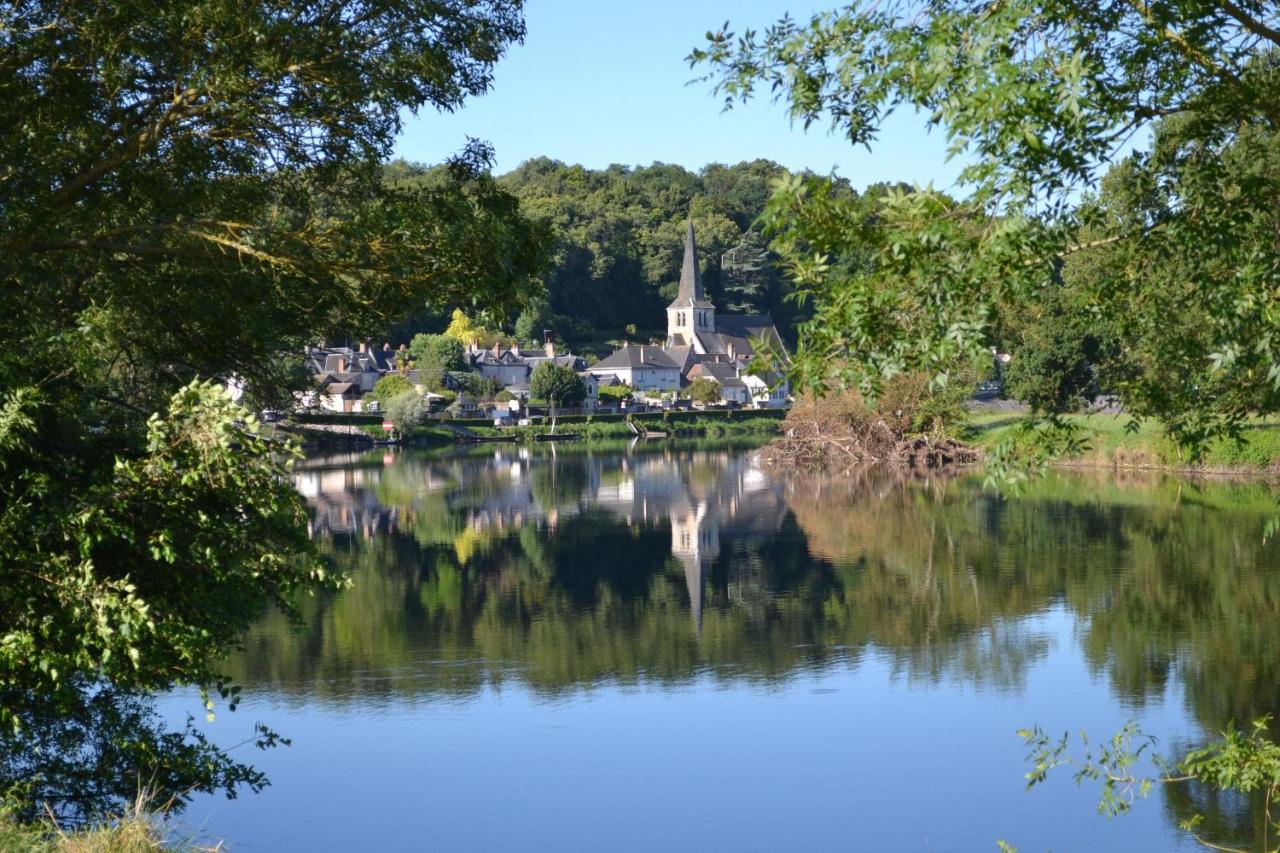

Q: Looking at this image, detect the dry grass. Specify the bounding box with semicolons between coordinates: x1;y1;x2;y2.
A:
0;793;220;853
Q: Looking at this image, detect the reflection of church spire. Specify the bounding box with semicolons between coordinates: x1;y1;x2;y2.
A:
670;500;719;637
683;556;704;638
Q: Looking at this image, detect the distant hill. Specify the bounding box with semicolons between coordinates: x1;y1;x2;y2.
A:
383;157;867;351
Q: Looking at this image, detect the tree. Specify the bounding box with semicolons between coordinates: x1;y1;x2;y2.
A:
598;384;632;405
386;391;427;435
689;377;723;405
0;0;541;820
444;308;508;349
691;2;1280;453
410;333;466;373
372;374;416;408
720;230;772;314
453;371;502;399
514;298;554;344
530;362;585;404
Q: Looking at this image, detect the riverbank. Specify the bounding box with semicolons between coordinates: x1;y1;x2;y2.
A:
0;810;210;852
963;412;1280;475
286;410;787;448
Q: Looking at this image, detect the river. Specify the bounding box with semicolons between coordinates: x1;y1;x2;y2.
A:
162;441;1280;851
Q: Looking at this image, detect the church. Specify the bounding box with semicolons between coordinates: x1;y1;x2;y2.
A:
587;219;791;407
663;220;790;407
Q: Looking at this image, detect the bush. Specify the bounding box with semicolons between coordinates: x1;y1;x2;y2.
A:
598;384;631;404
689;377;722;404
875;370;972;435
385;391;426;434
372;373;414;407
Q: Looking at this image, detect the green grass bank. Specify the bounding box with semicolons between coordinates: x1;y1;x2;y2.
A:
963;412;1280;473
286;409;787;445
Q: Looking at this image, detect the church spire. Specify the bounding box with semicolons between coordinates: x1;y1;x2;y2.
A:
668;219;713;309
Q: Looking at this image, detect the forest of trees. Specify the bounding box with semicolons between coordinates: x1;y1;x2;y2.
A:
385;157;872;349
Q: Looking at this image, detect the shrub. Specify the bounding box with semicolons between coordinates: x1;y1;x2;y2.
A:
689;377;722;404
385;391;426;434
372;373;414;407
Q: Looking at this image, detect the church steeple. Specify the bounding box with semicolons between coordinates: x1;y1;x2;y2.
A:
666;219;715;347
668;219;713;310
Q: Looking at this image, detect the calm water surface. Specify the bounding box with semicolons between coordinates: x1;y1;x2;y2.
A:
164;443;1280;851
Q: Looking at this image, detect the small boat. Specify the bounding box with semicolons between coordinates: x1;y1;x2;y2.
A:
467;434;519;443
534;433;581;442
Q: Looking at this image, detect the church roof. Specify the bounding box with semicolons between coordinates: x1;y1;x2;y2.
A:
667;220;714;310
714;314;778;338
663;345;694;372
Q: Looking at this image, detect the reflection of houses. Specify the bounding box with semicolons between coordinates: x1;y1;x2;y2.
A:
296;463;399;539
299;448;787;633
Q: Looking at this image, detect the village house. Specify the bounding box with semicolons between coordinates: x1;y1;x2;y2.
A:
585;343;682;392
686;359;751;406
302;343;385;411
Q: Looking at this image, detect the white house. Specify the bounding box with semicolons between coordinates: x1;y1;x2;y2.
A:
586;344;681;392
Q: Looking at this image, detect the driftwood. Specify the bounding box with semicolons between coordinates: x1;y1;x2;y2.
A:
758;394;982;472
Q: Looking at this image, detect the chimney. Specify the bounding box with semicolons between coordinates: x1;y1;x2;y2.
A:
727;341;737;364
622;340;629;348
382;342;391;351
337;356;346;373
358;341;367;353
492;341;501;356
544;336;555;358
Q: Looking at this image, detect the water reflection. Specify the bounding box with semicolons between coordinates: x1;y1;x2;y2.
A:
232;447;1280;733
206;445;1280;851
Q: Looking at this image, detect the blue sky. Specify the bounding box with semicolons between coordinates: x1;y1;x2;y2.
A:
394;1;965;191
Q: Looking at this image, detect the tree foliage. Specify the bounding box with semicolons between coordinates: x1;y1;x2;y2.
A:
529;362;585;403
0;0;542;819
689;377;723;404
496;158;818;345
386;391;427;435
691;1;1280;453
372;373;415;407
409;333;466;373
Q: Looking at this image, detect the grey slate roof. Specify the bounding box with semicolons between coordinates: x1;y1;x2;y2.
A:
590;345;680;371
663;345;694;373
667;220;714;310
714;314;779;338
690;361;748;388
524;354;586;371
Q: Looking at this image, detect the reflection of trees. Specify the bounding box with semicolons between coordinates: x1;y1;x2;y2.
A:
234;454;1280;743
0;682;273;823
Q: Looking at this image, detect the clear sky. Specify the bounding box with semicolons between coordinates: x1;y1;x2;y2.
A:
393;1;966;192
